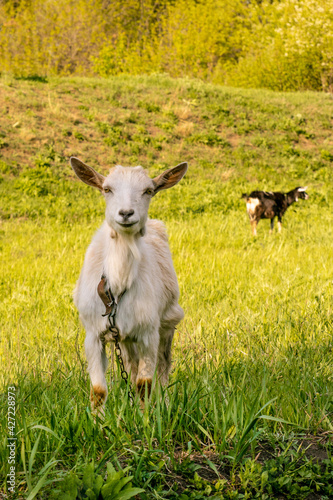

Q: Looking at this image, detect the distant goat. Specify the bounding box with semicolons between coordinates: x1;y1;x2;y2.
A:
242;187;309;235
70;157;187;411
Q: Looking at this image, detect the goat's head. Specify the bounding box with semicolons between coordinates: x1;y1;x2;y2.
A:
70;157;188;236
294;186;309;201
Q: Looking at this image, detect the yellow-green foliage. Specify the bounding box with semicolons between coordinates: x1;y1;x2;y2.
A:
225;0;333;92
158;0;248;81
92;0;248;79
0;0;107;76
1;0;333;90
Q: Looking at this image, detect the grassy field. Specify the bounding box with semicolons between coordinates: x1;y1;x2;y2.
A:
0;74;333;499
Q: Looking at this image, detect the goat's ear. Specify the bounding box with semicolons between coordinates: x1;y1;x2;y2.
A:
152;162;188;195
70;157;105;191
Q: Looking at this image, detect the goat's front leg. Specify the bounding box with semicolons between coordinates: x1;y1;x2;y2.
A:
85;334;108;411
250;219;258;236
269;218;274;234
136;330;159;402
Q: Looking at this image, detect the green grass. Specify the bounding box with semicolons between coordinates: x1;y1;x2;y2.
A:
0;75;332;499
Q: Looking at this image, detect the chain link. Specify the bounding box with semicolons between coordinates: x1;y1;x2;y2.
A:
106;303;135;405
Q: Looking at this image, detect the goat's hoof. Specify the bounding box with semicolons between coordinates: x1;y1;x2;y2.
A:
90;385;107;409
136;378;152;400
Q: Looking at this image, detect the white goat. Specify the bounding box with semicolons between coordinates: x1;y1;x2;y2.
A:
70;157;187;410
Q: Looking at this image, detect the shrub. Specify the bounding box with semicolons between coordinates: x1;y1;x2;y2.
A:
51;462;145;500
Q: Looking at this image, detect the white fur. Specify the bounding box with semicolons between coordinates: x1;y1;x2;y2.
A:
71;159;187;409
246;197;260;221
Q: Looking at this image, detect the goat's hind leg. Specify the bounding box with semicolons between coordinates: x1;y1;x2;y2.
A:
136;330;159;402
158;305;184;386
119;341;139;386
277;217;282;233
157;326;175;386
85;333;108;412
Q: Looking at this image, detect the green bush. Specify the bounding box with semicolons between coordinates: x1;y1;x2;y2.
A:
52;462;145;500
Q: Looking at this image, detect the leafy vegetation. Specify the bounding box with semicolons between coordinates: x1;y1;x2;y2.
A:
51;462;144;500
0;75;332;498
1;0;333;91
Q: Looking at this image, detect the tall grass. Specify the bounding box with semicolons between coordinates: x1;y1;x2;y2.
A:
1;211;332;496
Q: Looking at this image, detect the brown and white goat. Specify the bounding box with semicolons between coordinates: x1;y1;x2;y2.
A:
70;157;187;411
242;187;309;235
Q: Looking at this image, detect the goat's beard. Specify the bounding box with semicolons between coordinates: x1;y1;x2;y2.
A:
108;222;144;261
127;235;141;261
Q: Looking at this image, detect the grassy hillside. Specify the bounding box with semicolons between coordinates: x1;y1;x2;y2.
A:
0;75;333;499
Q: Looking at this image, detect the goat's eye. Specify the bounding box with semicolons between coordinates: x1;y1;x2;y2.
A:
104;187;112;194
144;188;154;196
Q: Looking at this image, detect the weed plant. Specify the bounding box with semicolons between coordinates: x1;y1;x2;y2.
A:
0;75;332;498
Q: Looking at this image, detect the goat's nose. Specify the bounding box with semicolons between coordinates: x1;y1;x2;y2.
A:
119;209;134;220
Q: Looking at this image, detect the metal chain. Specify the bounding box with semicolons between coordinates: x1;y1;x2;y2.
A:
106;301;135;405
